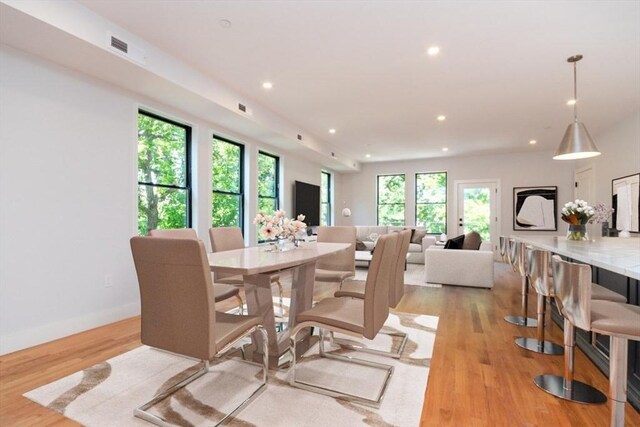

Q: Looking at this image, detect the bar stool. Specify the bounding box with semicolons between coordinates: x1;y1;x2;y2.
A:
499;236;508;263
534;256;637;423
504;240;537;327
515;248;563;354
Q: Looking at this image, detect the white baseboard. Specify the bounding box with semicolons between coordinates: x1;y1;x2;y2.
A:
0;302;140;355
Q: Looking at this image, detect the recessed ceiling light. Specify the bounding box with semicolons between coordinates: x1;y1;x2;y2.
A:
442;147;448;152
262;82;273;90
219;19;232;29
437;115;446;121
427;46;440;56
567;99;577;106
329;129;336;134
529;140;537;145
365;154;371;158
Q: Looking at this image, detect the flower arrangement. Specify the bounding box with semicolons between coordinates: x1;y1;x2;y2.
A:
253;210;307;241
588;202;614;224
561;199;595;225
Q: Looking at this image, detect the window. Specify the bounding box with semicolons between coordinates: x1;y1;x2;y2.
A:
321;171;331;225
137;111;191;235
377;174;405;225
212;136;244;229
415;172;447;233
257;151;279;214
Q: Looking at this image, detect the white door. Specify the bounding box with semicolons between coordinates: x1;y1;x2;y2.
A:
575;166;595;203
456;181;499;250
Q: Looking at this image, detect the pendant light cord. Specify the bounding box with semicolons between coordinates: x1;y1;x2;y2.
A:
573;60;578;121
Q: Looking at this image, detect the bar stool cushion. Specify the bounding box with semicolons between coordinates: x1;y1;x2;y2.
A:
591;283;627;303
590;300;640;339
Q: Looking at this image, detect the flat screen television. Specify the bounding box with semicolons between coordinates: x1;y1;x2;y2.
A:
294;181;320;227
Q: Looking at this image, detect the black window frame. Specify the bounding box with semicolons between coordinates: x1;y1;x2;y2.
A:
211;135;245;231
376;173;406;226
415;171;448;234
257;150;280;213
137;109;192;234
321;170;332;226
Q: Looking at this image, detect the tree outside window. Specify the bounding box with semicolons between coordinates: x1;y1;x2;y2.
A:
137;111;191;235
415;172;447;233
321;171;331;225
377;174;405;226
212;137;244;229
257;151;279;214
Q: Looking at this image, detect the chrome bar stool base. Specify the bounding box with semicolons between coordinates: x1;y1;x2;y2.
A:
504;315;537;327
515;337;563;355
533;374;607;404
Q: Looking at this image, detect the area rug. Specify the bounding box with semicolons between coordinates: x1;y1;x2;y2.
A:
355;263;441;288
24;312;438;427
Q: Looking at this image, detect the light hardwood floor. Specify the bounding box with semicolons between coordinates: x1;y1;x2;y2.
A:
1;262;639;426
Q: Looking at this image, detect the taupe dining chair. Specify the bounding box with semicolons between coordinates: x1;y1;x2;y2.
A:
149;228;243;313
535;255;639;427
130;236;268;427
314;226;356;288
333;229;412;358
209;227;284;316
288;232;398;408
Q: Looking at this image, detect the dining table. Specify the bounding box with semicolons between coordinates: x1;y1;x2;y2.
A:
207;241;350;368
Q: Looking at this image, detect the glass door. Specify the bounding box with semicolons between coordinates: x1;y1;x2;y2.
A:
456;181;498;248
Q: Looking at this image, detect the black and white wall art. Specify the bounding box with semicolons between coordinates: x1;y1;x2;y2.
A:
612;173;640;233
513;186;557;231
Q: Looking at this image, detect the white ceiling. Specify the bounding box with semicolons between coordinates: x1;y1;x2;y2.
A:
76;0;640;163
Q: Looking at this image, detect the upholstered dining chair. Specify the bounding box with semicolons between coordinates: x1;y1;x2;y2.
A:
288;232;399;407
149;228;243;313
333;229;411;358
535;256;639;426
314;226;356;288
130;236;268;427
209;227;284;316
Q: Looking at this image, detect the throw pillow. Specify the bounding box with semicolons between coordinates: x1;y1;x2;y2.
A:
403;227;416;241
411;229;427;244
444;234;465;250
462;231;482;250
355;239;367;251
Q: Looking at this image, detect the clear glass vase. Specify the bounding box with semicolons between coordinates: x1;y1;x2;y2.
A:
567;224;589;241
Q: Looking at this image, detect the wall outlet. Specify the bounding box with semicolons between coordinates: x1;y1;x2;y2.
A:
104;274;113;288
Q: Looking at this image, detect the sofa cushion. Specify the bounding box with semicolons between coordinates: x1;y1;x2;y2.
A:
411;228;427;244
408;243;422;253
462;231;482;250
355;226;387;242
355;239;367;251
444;234;465;250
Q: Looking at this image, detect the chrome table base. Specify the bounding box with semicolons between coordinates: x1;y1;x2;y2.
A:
533;374;607;404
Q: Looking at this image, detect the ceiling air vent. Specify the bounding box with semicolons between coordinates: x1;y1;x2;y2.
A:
238;103;247;112
107;33;146;65
110;36;128;54
297;134;303;141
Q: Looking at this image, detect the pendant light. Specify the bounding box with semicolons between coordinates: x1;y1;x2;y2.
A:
553;55;601;160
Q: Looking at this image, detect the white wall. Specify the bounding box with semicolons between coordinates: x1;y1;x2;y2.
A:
578;111;640;209
336;150;576;241
0;45;335;354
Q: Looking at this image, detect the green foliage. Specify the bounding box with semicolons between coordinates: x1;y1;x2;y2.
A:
137;113;188;235
258;153;277;199
377;175;405;225
321;171;331;225
415;172;447;233
212;139;243;227
462;187;490;241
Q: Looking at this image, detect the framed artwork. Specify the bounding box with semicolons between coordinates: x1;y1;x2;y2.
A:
611;173;640;233
513;186;557;231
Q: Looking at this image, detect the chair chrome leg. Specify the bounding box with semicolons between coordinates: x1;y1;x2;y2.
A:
289;326;394;408
533;320;606;404
134;325;268;427
332;329;408;359
515;294;563;355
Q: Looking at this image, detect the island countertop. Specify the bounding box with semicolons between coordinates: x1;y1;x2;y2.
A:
512;235;640;280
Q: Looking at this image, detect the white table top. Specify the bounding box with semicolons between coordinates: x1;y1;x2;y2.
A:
512;235;640;280
208;242;350;276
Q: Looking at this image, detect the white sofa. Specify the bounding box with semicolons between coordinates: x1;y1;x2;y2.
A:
355;226;436;264
424;241;494;288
